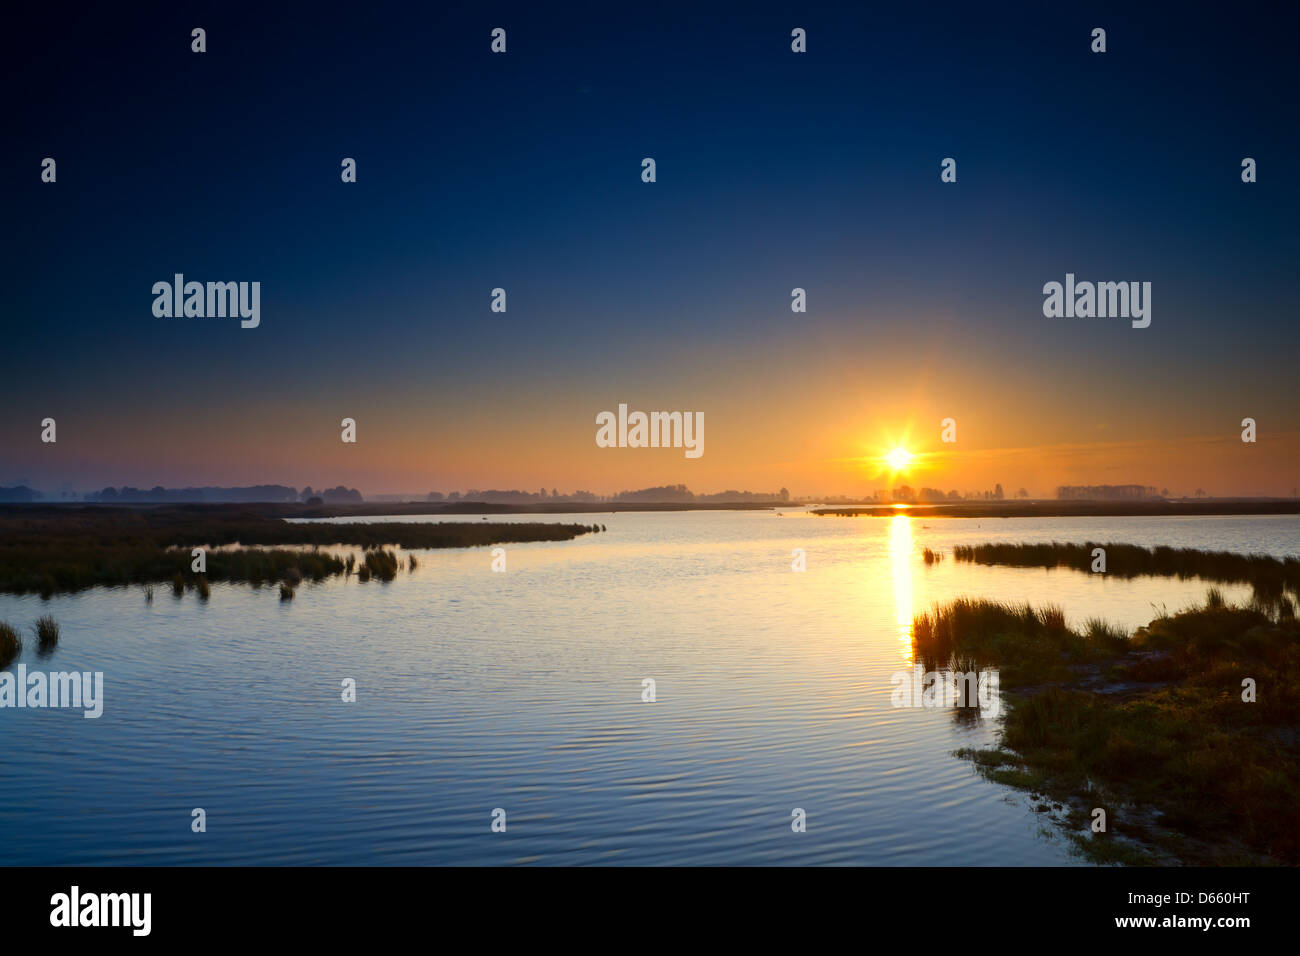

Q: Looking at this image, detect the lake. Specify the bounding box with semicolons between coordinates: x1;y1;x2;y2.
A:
1;511;1295;865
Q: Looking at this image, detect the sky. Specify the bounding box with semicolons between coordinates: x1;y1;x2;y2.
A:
3;1;1297;498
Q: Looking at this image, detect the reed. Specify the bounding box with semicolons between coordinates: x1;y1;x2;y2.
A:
0;505;597;595
0;621;20;667
952;541;1300;603
926;592;1300;864
362;548;399;581
33;614;60;651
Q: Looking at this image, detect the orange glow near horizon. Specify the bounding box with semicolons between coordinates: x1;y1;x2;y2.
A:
8;394;1296;498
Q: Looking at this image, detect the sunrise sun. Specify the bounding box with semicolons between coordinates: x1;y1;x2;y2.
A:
885;446;915;472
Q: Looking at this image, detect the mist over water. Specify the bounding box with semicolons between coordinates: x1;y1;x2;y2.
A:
1;512;1294;865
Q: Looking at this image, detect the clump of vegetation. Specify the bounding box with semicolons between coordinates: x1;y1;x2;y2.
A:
172;572;185;596
196;576;211;600
952;541;1300;607
913;597;1126;687
923;548;943;565
407;554;418;572
923;592;1300;864
356;565;371;582
144;584;154;603
0;621;20;667
33;614;60;652
0;505;597;595
361;548;399;582
279;582;295;601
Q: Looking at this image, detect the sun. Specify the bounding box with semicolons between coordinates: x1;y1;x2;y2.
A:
885;446;914;472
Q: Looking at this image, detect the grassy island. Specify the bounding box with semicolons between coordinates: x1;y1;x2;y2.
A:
916;591;1300;865
0;505;602;596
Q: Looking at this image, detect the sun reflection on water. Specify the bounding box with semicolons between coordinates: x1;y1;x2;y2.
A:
890;514;915;663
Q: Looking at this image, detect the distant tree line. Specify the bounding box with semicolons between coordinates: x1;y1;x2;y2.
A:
82;485;363;504
886;485;1006;502
1055;484;1159;500
424;485;791;504
0;486;42;503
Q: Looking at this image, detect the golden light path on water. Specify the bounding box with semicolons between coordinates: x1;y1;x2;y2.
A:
890;513;915;664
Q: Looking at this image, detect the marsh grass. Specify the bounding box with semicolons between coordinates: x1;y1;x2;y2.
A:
279;582;295;601
929;592;1300;864
33;614;59;652
361;548;398;582
952;541;1300;605
913;597;1124;687
0;506;598;595
923;548;942;565
0;621;20;668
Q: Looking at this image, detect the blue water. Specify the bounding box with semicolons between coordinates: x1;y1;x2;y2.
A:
0;512;1294;865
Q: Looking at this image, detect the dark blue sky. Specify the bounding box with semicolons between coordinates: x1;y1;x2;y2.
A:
3;1;1297;495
